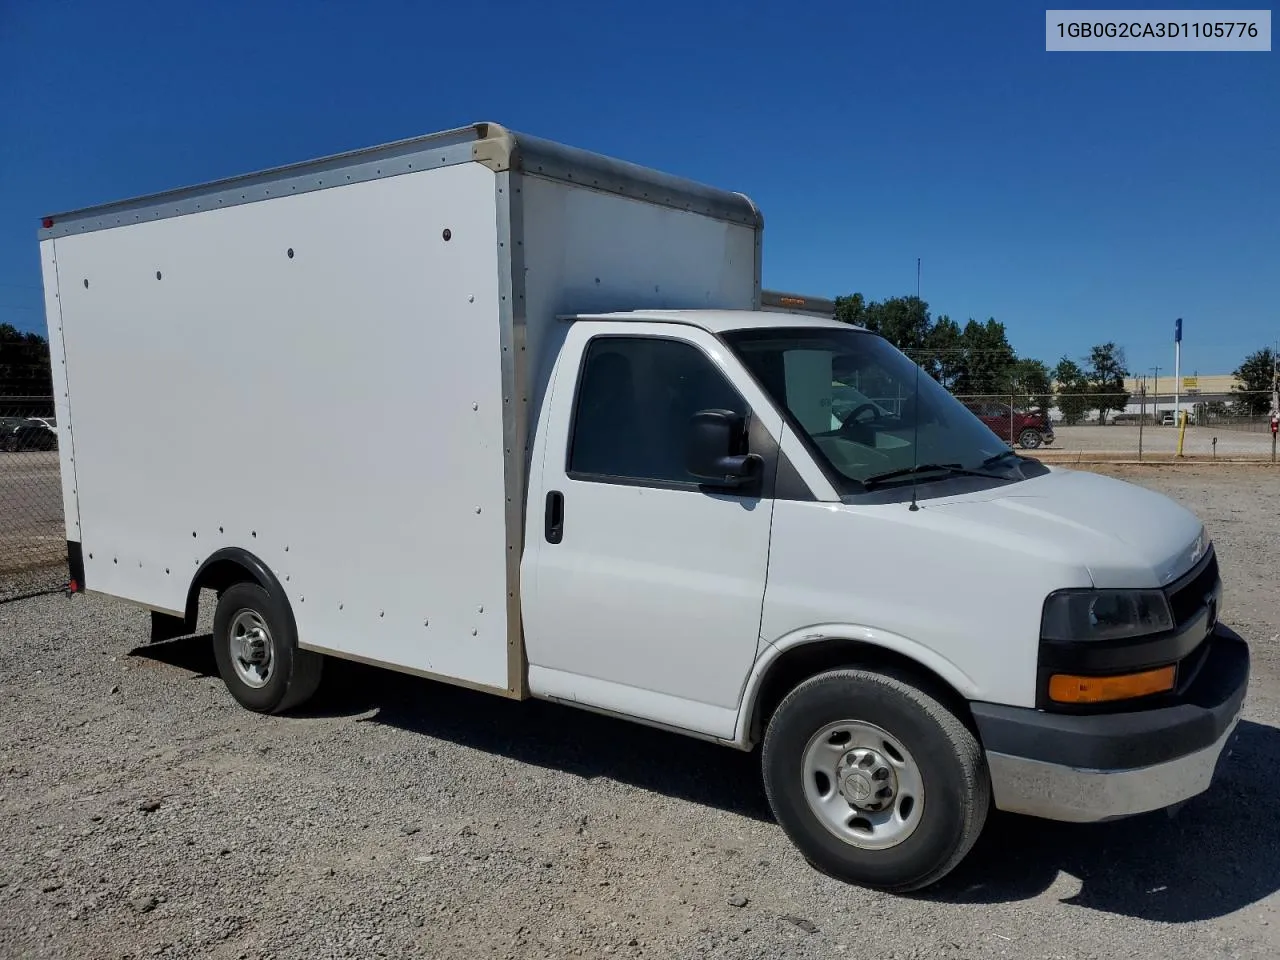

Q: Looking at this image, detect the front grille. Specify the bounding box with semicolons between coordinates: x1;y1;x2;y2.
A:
1173;635;1212;695
1166;548;1219;628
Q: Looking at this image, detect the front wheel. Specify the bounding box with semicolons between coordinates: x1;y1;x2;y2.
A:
212;581;323;714
761;669;989;892
1017;428;1042;449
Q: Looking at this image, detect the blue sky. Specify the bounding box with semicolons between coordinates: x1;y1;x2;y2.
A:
1;1;1275;376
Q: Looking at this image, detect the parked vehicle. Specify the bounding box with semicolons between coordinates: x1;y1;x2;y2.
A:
1;416;57;451
963;401;1055;449
38;122;1248;892
1162;412;1177;426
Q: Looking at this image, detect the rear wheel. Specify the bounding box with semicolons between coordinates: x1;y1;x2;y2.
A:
762;668;989;892
1017;428;1042;449
212;581;323;713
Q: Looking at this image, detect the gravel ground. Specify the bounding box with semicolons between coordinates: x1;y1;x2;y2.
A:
1;464;1277;960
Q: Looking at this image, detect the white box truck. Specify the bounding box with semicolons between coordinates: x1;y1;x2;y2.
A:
37;122;1249;891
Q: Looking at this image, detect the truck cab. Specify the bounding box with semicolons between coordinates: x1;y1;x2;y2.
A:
521;309;1247;889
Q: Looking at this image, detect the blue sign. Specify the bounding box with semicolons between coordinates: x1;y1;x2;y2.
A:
1175;317;1182;342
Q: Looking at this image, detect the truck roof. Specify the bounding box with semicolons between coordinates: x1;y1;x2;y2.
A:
39;122;761;241
565;309;861;334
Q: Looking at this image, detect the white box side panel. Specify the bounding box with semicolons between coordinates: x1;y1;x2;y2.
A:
53;163;513;690
519;177;759;423
38;240;82;544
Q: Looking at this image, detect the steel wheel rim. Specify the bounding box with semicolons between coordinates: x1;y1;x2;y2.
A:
228;609;274;689
801;720;925;850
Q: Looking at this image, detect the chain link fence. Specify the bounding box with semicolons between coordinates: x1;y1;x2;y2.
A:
954;390;1279;461
0;379;1274;603
1;395;67;602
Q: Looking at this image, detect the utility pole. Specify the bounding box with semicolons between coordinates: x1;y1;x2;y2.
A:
1174;318;1182;425
1272;338;1278;416
1138;376;1145;459
1151;365;1161;421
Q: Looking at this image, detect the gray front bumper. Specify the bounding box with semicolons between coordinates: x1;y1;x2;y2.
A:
986;710;1241;822
973;627;1249;823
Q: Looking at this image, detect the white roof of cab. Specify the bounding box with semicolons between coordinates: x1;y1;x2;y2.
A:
563;309;862;334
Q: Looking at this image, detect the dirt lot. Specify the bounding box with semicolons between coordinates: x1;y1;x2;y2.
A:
1;464;1278;960
1048;425;1275;459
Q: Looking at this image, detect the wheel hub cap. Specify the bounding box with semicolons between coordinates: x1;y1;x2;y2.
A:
837;748;897;811
236;628;267;662
801;720;925;851
228;610;274;689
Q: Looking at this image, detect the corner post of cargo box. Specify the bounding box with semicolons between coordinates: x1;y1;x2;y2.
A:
472;123;531;699
744;194;763;310
36;235;87;591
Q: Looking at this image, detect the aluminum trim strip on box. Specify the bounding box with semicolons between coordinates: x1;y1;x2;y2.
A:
39;127;482;240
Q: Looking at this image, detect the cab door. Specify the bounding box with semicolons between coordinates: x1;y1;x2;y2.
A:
521;322;785;739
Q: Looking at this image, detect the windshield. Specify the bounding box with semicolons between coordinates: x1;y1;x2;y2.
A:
722;327;1024;494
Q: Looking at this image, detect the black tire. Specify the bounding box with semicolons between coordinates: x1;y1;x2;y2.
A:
761;668;989;892
212;581;323;714
1017;428;1042;449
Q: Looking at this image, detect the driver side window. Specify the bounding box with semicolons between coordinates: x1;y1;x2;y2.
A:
568;336;750;486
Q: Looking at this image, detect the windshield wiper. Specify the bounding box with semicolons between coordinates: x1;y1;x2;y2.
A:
862;462;1006;489
981;450;1023;468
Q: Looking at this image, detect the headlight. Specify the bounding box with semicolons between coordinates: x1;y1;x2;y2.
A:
1041;589;1174;642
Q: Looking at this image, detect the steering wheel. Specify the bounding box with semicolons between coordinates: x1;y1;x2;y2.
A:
837;402;882;437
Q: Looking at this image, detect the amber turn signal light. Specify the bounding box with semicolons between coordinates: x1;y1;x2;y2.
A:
1048;665;1175;704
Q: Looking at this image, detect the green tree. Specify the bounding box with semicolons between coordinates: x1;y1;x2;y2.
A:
1004;358;1053;412
833;293;867;328
0;324;53;399
927;315;964;390
1085;342;1130;424
862;296;933;361
1231;347;1277;416
955;318;1016;396
1053;357;1091;425
831;292;1049;410
835;293;940;379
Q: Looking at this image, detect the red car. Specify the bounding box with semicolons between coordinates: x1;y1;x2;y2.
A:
963;402;1055;450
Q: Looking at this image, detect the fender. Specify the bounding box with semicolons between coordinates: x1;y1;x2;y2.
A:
148;547;291;643
188;547;292;629
732;623;981;748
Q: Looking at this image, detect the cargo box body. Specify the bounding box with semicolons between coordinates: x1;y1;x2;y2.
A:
39;122;762;696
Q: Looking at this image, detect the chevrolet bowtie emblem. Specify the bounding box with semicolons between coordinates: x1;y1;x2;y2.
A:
1189;534;1205;565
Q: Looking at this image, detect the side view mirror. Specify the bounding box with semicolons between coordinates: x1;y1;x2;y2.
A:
686;408;761;488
